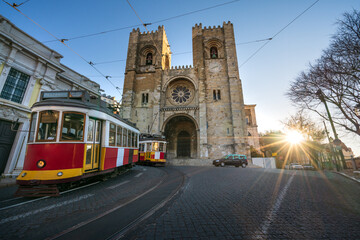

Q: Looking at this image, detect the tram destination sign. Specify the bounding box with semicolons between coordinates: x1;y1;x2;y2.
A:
41;91;88;101
42;91;68;99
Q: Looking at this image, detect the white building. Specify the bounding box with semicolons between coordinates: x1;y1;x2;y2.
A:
0;15;100;178
101;94;121;115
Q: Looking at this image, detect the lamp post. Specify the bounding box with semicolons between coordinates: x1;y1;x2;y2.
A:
323;121;339;171
316;90;346;170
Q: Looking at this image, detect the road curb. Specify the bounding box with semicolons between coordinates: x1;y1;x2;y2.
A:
335;172;360;184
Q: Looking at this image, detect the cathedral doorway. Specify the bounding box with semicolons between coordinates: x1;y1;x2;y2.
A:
163;115;197;159
177;131;191;157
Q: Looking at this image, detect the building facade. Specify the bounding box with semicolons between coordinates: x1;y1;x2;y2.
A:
245;104;261;153
0;16;100;178
122;22;250;160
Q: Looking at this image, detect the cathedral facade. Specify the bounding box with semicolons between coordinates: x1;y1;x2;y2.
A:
122;22;248;160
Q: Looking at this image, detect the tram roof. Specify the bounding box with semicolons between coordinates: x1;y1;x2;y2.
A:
32;91;138;129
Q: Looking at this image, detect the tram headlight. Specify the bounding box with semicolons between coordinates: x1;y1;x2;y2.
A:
37;159;46;168
21;172;27;177
57;172;63;177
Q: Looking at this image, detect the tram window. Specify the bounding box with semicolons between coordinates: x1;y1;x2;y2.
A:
128;130;132;147
159;142;164;152
152;142;159;151
132;132;136;147
123;129;127;147
28;112;37;142
87;120;94;141
109;123;116;146
135;133;138;147
61;112;85;141
37;110;59;141
140;143;145;152
95;121;101;142
146;142;151;152
117;126;122;146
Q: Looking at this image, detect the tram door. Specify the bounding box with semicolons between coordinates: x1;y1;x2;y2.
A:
85;118;101;172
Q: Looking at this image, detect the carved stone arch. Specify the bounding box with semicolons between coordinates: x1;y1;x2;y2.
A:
161;113;199;132
163;76;198;92
140;45;157;65
204;38;223;59
162;114;199;159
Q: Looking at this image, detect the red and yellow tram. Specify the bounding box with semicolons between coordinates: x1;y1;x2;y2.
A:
16;91;140;196
138;134;167;166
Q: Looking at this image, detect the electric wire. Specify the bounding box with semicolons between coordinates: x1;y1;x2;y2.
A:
12;0;29;7
93;37;273;66
239;0;320;68
126;0;163;57
38;0;242;44
2;0;123;97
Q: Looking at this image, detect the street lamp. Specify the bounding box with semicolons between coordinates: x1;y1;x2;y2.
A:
316;89;346;170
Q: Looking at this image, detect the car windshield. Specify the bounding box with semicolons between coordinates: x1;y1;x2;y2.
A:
224;155;232;159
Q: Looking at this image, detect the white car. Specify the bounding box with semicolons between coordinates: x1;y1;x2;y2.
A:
289;163;304;170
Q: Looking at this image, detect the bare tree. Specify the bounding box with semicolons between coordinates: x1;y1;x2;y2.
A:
282;110;325;141
288;9;360;136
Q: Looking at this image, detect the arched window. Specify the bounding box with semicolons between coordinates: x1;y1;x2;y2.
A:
146;53;153;65
210;47;218;59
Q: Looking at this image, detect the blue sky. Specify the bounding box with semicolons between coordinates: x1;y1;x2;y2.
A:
1;0;359;155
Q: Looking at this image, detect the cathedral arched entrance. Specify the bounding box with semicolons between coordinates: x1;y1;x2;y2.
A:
177;131;191;157
163;115;197;159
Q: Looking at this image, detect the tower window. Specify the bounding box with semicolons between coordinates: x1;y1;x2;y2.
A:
213;89;221;101
142;93;149;104
146;53;153;65
210;47;218;59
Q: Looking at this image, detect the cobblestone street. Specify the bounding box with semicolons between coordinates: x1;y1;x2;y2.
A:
129;167;360;239
1;166;359;239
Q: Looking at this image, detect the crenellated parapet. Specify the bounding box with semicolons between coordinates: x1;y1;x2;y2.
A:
192;21;233;31
169;65;193;70
130;25;166;37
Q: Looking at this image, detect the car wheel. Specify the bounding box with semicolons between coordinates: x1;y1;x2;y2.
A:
241;163;246;168
220;162;225;167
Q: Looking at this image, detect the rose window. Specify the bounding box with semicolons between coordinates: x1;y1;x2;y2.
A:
171;86;191;103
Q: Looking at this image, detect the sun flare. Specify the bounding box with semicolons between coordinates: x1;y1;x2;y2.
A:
285;130;304;145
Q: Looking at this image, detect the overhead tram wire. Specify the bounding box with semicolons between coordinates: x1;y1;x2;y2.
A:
126;0;163;59
11;0;29;7
92;37;273;66
38;0;242;44
239;0;320;68
2;1;123;97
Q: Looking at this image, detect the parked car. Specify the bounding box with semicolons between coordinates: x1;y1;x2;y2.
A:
289;163;304;170
213;154;248;168
303;164;315;170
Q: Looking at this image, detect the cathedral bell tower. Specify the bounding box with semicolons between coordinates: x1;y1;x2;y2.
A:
122;26;171;134
192;21;247;157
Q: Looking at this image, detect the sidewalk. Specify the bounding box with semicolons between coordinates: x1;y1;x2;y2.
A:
335;169;360;183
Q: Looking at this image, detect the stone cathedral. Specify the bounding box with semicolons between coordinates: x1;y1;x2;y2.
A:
122;21;249;160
